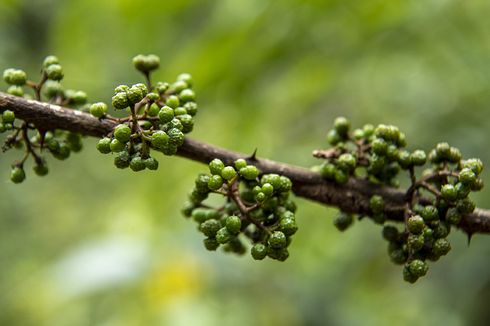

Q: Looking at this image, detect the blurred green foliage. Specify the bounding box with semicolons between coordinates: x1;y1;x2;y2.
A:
1;0;490;325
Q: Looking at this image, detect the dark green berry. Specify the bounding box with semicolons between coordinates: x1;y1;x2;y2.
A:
33;164;49;176
433;238;451;256
407;215;425;234
177;114;194;133
369;195;385;214
130;156;146;172
333;212;353;231
89;102;107;118
267;248;289;261
200;219;221;237
390;249;408;265
382;225;399;242
167;128;184;147
279;218;298;236
144;157;159;170
408;259;428;277
403;266;419;283
53;144;71;160
251;243;268;260
435;142;451;159
10;166;25;183
268;231;287;249
456;198;475;214
320;163;336;179
225;215;241;234
114;151;130;169
203;238;220;251
445;207;462;225
372;138;388;155
398;150;412;169
334;169;349;184
407;234;425;252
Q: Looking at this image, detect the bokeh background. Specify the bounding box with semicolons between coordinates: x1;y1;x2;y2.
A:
1;0;490;325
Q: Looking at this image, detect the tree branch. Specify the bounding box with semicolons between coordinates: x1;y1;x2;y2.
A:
1;92;489;235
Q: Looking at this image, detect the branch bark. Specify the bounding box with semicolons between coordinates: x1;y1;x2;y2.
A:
1;92;489;235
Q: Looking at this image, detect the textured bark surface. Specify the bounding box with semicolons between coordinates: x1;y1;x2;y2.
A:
1;92;489;234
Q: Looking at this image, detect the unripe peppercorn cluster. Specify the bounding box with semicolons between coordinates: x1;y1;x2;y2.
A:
315;116;484;283
182;158;298;261
95;54;198;171
1;56;86;183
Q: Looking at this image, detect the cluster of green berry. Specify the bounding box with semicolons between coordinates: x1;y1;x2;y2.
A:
182;158;298;261
1;56;86;183
95;54;197;171
318;117;484;282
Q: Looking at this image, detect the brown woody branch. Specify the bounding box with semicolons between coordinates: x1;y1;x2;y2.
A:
1;92;489;235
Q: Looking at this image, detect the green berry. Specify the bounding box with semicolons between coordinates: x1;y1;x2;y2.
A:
240;165;259;180
177;73;193;87
334;169;349;184
456;198;475;214
184;102;198;116
43;55;59;67
146;92;159;102
166;95;180;108
167;118;183;131
403;266;419;283
268;231;287;249
114;124;131;143
398;150;412;169
151;131;169;150
225;215;241;234
261;183;274;196
179;89;195;102
337;153;357;172
53;144;70;160
407;215;425;234
127;85;145;104
203;238;220;251
43;81;63;99
7;85;24;97
435;142;451;159
459;168;477;186
433;222;450;239
221;166;237;181
144;157;159;170
382;225;399;242
112;92;129;110
5;69;27;85
408;259;428;277
390;249;407;265
174;106;187;116
334;116;350;136
320;163;336;179
2;110;15;124
251;243;268;260
199;219;221;237
171;80;188;93
10;166;25;184
129;156;146;172
372;138;388;155
410;150;427;166
407;234;424;252
158;106;174;123
132;54;160;72
369;195;385;214
114;151;130;169
110;139;126;152
445;207;462;225
433;238;451;256
216;227;231;244
168;128;185;147
33;164;49;176
326;129;341;145
89;102;108;118
448;147;462;163
147;103;160;117
441;184;458;202
463;158;483;175
255;192;266;202
208;174;223;191
195;174;211;193
267;248;289;261
279;218;298;236
47;139;60;153
333;212;353;231
421;205;439;221
45;64;63;81
177;114;194;133
209;159;224;175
